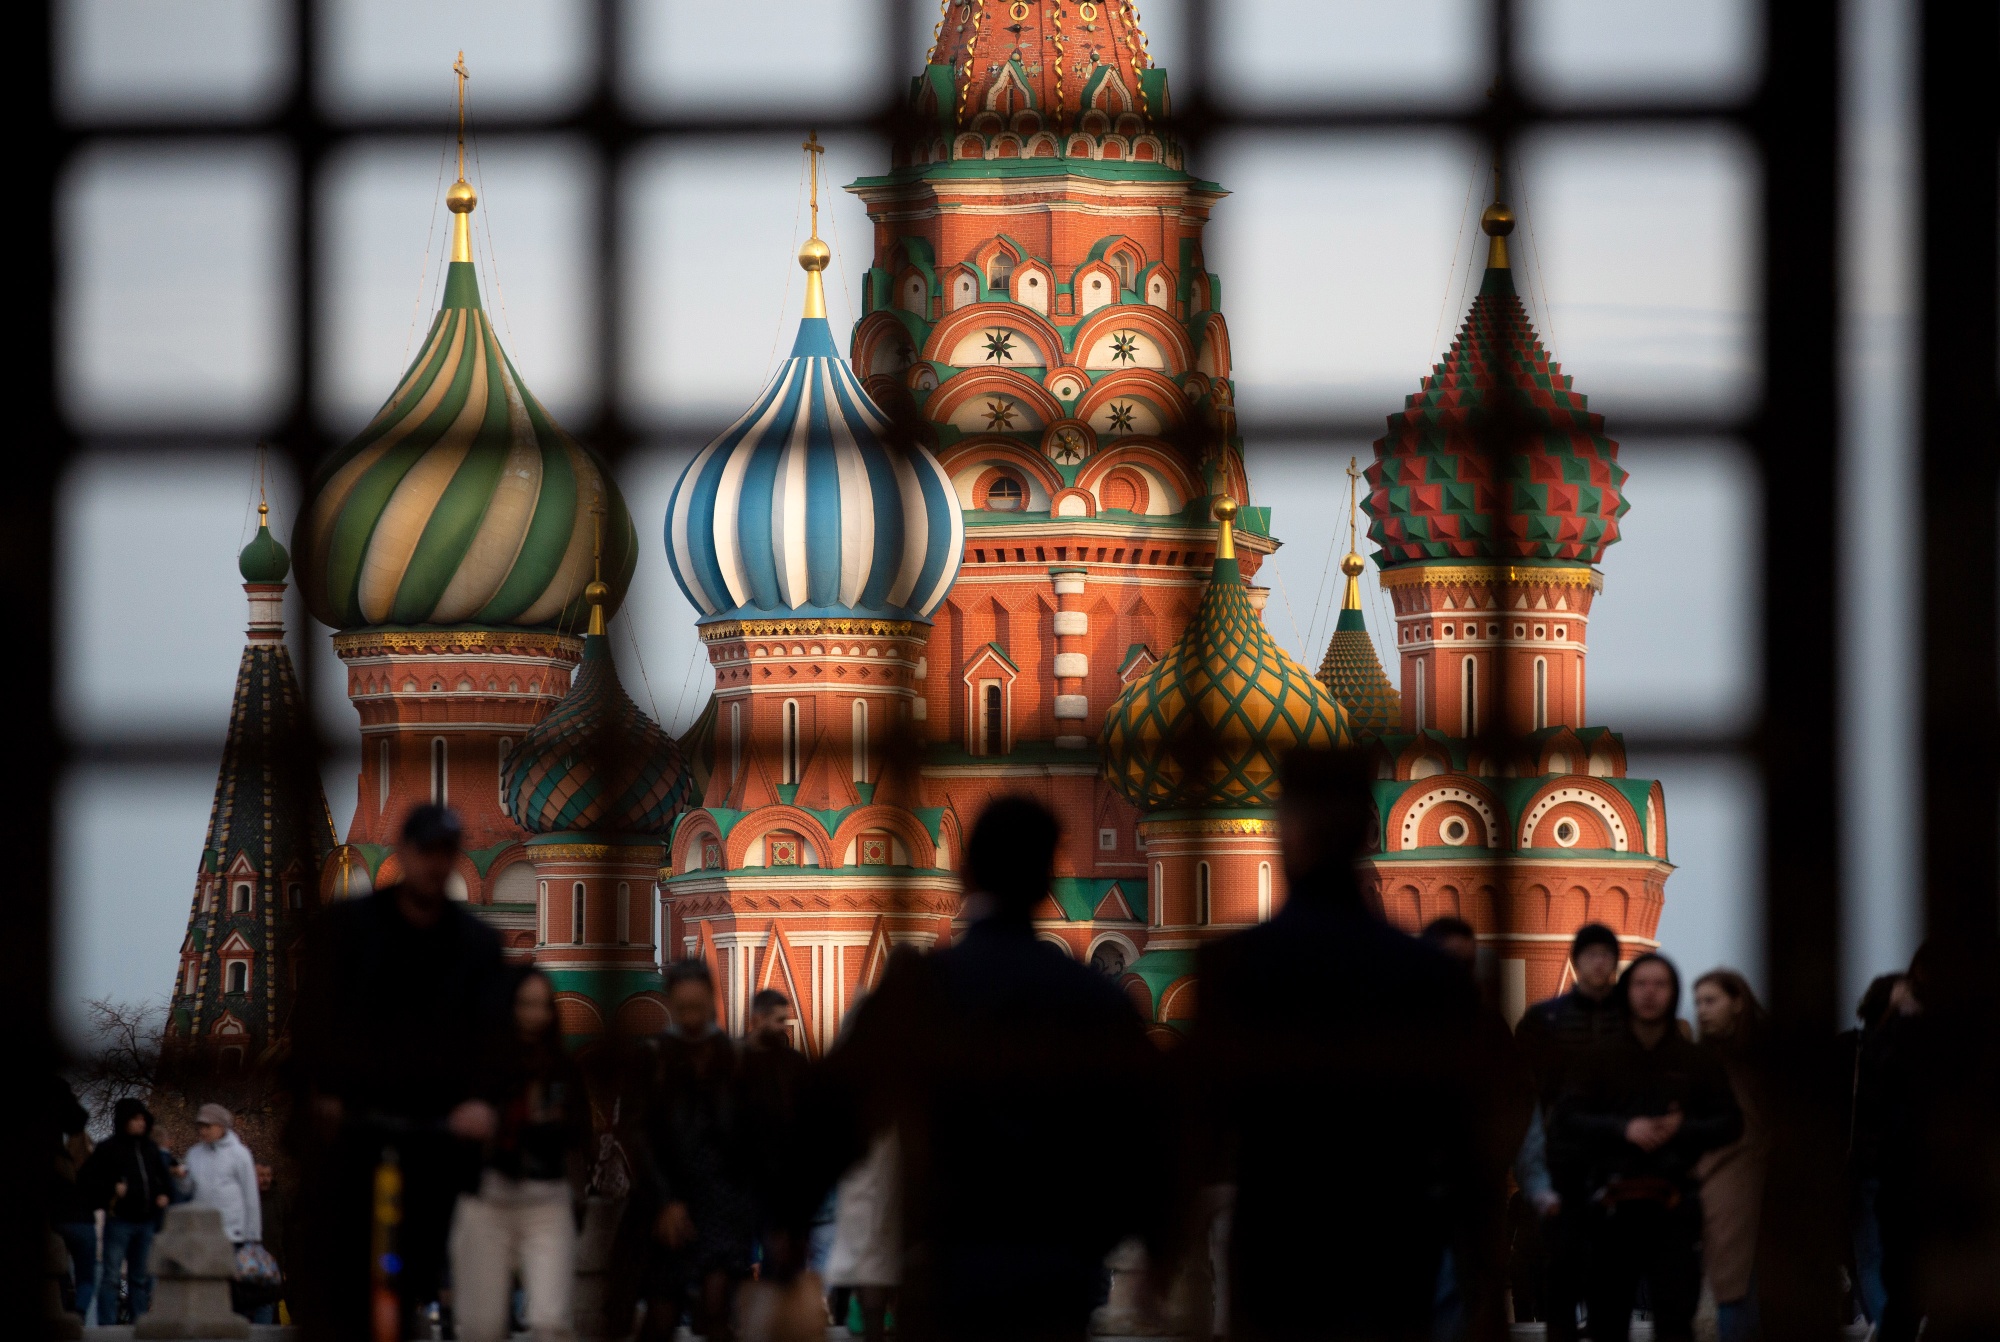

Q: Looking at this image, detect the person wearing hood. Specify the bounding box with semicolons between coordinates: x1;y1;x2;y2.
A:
80;1097;176;1325
186;1103;263;1247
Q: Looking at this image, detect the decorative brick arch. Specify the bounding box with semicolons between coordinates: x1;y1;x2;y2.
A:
924;304;1068;369
1074;441;1203;505
1518;782;1639;852
1158;975;1199;1024
554;992;604;1037
1074;369;1189;430
853;309;923;379
829;806;938;869
1389;779;1502;852
613;992;669;1038
723;807;836;868
1070;305;1196;375
926;370;1068;431
670;812;726;874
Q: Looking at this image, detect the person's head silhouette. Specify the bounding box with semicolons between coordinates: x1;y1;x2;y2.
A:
1275;747;1374;901
965;795;1060;923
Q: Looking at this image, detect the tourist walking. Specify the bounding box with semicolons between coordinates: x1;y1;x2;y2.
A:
450;968;592;1342
80;1097;176;1325
1556;953;1741;1342
1188;750;1513;1342
185;1102;268;1319
796;796;1170;1342
628;958;756;1342
288;803;510;1341
737;990;809;1255
1691;969;1769;1342
1514;922;1627;1342
46;1076;98;1321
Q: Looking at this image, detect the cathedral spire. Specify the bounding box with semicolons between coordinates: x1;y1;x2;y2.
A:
447;52;478;264
799;131;830;320
1317;457;1400;737
1480;166;1515;290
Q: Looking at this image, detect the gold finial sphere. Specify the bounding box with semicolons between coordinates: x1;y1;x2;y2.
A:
1212;496;1239;523
1481;202;1515;237
258;501;270;520
798;236;831;272
584;580;610;607
1340;552;1365;578
447;179;478;214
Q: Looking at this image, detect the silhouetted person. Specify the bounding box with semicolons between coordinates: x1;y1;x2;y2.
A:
1555;953;1740;1342
737;989;809;1254
1188;749;1510;1342
1514;922;1626;1342
1844;971;1906;1325
80;1097;176;1325
1690;969;1768;1342
1872;936;2000;1342
797;795;1168;1342
627;958;755;1342
288;804;509;1341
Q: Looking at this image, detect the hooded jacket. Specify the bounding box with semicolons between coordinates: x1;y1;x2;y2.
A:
186;1127;262;1243
81;1098;176;1225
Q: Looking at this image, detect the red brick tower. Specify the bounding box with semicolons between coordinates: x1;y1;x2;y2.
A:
849;4;1262;978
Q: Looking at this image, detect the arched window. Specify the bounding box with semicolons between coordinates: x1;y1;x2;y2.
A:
852;699;869;783
1576;661;1584;722
1258;862;1273;922
430;737;448;804
1462;656;1478;735
572;882;586;945
538;880;548;945
616;882;631;945
988;251;1015;289
782;701;801;784
1534;658;1549;730
1152;861;1164;926
1112;249;1134;291
226;961;248;994
497;737;514;806
985;476;1024;511
183;962;197;995
1414;660;1427;731
378;738;390;813
288;883;303;910
1196;862;1212;925
232;882;252;913
730;702;743;783
983;683;1004;755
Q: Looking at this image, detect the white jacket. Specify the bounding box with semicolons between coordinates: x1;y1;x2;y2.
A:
186;1129;261;1243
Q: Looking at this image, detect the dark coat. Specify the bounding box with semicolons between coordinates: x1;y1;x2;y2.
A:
1516;988;1628;1112
632;1027;757;1275
482;1036;593;1188
289;886;509;1125
800;918;1170;1342
82;1098;176;1226
1554;1026;1742;1199
1188;889;1512;1342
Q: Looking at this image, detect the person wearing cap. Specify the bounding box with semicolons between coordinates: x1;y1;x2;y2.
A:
289;803;510;1340
1514;923;1629;1342
185;1103;262;1248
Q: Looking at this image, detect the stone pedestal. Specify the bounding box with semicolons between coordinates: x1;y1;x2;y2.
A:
134;1205;249;1339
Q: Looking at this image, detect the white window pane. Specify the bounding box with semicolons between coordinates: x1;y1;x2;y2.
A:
59;0;290;119
61;145;291;428
1521;0;1760;104
1213;0;1485;110
624;0;891;116
320;0;591;116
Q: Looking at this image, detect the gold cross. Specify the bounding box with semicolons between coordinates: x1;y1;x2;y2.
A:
1346;456;1362;552
802;130;825;238
453;52;470;180
589;497;606;583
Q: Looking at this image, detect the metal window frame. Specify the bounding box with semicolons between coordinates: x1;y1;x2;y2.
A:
12;0;1998;1330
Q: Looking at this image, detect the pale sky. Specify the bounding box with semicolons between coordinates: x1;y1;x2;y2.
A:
53;0;1918;1046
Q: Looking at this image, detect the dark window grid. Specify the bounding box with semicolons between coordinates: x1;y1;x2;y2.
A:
23;0;1996;1322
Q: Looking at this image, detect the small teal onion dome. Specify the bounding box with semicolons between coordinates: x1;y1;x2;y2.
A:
294;257;638;631
239;503;291;583
502;623;692;836
664;315;964;625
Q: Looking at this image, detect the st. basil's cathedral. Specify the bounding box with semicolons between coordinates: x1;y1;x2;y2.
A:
166;3;1670;1060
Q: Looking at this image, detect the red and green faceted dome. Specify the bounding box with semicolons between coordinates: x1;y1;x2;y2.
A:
1364;267;1628;567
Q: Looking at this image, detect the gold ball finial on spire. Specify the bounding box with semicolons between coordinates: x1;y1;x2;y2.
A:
1481;201;1515;237
798;236;831;272
1340;551;1365;579
1212;496;1239;522
447;178;478;214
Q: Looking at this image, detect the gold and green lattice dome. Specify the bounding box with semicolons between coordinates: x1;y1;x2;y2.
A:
295;222;636;631
1101;500;1353;812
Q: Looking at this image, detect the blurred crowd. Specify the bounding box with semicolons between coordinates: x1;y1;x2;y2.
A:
39;758;2000;1342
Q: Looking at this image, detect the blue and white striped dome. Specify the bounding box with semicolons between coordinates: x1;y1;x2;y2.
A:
665;316;964;625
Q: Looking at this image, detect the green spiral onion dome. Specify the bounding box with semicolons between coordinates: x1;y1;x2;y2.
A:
238;503;291;583
294;260;636;630
1364;208;1629;568
502;616;692;836
1102;501;1353;812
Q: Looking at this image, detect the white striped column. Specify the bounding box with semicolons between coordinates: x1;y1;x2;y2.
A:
1052;568;1090;749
